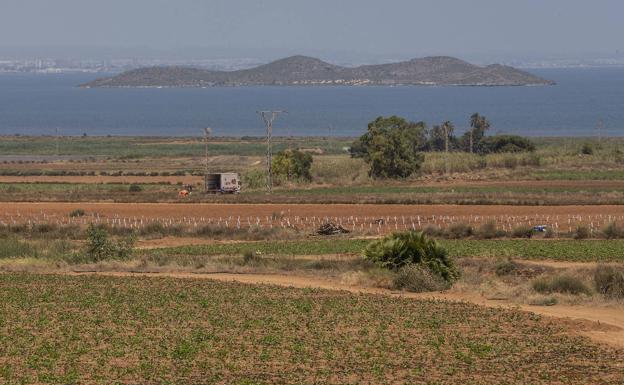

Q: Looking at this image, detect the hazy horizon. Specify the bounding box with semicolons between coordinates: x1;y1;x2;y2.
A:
1;0;622;63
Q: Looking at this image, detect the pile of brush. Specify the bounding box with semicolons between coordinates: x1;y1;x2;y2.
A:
316;222;350;235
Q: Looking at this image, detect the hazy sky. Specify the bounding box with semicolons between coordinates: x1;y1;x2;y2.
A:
1;0;622;59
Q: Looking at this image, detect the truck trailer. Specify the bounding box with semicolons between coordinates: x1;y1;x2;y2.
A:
205;173;241;194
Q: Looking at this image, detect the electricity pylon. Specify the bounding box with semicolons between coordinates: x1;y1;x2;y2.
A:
258;111;286;193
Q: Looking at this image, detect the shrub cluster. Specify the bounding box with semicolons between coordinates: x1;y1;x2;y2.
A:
84;224;135;262
532;275;591;295
393;264;450;292
594;264;624;299
69;209;86;218
364;231;459;287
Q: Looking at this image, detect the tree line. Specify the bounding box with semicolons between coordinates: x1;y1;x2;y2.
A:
268;113;536;182
350;114;535;179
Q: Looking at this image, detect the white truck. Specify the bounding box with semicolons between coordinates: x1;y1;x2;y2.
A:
204;173;241;194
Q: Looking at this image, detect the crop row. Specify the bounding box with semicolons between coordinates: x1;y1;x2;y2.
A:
2;211;623;237
144;238;624;262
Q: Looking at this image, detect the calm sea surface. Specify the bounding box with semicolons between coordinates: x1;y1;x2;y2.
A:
0;68;623;137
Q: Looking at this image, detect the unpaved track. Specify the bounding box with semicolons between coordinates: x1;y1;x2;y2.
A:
68;270;624;349
6;202;624;219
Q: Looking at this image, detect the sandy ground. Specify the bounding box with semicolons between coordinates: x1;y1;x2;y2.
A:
4;202;624;219
66;270;624;349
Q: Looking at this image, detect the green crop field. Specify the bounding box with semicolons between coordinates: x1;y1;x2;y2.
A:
0;136;352;158
144;238;624;263
1;273;622;384
2;237;624;264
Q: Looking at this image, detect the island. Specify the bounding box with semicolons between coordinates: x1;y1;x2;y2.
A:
81;55;554;88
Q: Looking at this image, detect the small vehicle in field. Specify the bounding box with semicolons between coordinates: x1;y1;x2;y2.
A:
533;225;548;232
205;173;241;194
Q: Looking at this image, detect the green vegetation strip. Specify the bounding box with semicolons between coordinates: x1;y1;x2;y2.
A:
145;239;624;262
0;136;352;157
0;183;167;192
1;273;621;384
531;169;624;180
247;184;624;196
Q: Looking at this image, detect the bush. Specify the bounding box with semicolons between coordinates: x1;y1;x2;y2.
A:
242;250;260;265
511;225;534;239
272;149;314;183
532;275;591;295
495;258;520;277
446;223;473;239
478;135;536;154
355;116;427;179
129;184;143;193
601;222;622;239
421;225;442;237
503;156;518;169
242;169;266;190
69;209;86;218
393;264;450;292
580;143;594;155
31;223;58;234
476;220;503;239
85;224;135;262
574;225;590;239
544;227;556;239
594;264;624;299
364;231;459;283
139;222;166;236
528;296;558;306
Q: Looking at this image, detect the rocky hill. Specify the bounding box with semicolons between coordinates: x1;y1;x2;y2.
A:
81;55;554;87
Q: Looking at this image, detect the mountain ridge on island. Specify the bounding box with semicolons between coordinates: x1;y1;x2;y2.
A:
81;55;555;88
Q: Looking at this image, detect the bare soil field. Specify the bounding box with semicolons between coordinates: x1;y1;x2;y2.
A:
4;202;624;220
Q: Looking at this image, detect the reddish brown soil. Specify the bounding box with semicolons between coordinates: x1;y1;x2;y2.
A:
4;202;624;219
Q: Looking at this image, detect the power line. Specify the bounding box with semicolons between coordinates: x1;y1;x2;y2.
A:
203;127;212;177
55;127;60;157
257;110;286;193
596;119;604;143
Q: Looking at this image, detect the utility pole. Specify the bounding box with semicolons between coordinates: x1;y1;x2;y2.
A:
596;119;603;143
327;124;333;153
443;123;449;175
203;127;212;177
258;111;286;193
55;127;60;157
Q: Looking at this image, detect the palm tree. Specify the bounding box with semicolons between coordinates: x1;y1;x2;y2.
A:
442;121;454;174
442;121;454;153
469;113;490;153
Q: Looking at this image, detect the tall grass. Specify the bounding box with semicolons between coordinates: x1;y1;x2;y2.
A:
0;237;74;259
